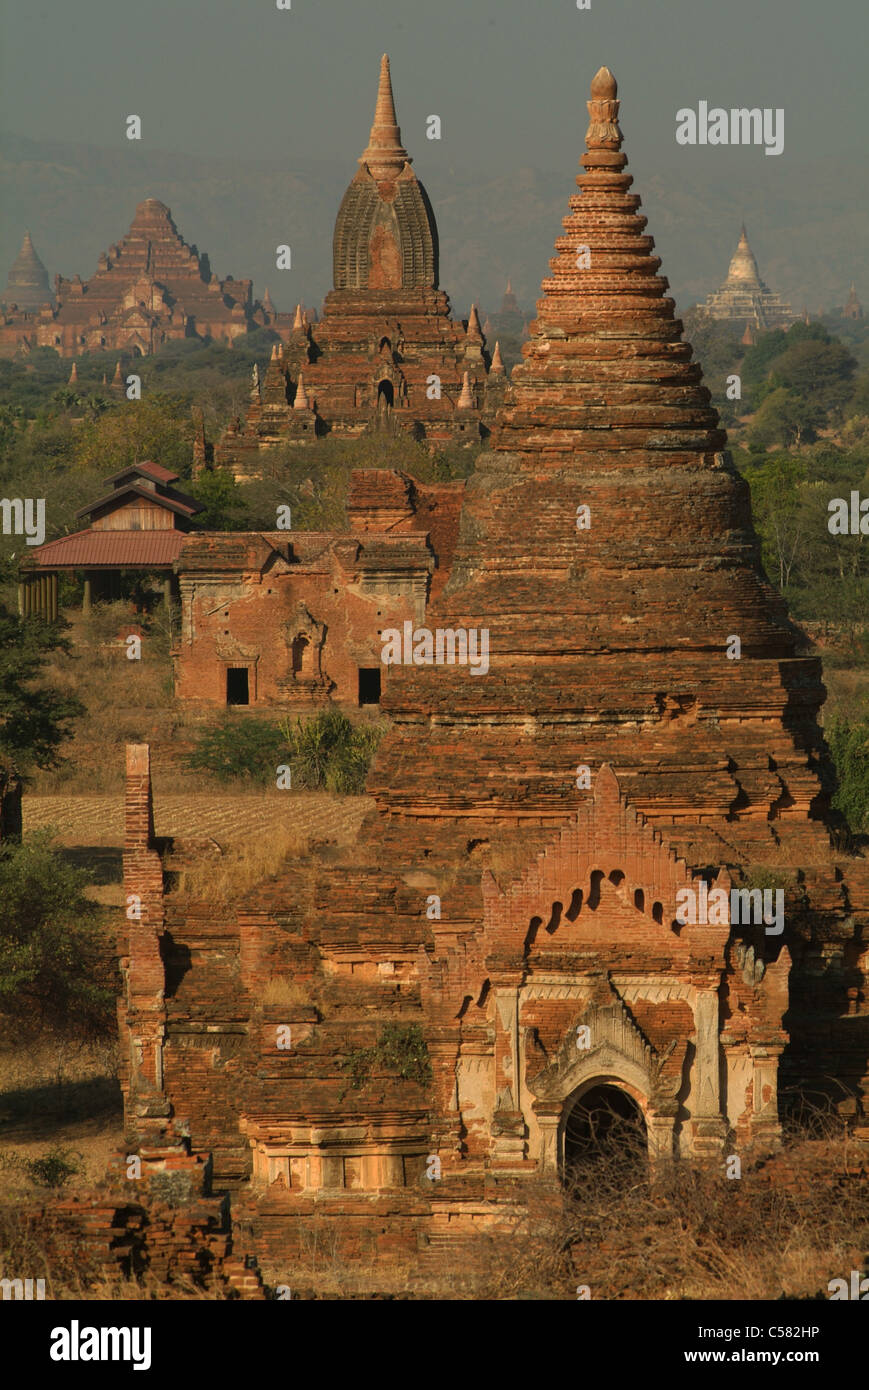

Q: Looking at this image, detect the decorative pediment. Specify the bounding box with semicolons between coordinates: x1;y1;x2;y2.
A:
481;764;730;959
528;982;659;1104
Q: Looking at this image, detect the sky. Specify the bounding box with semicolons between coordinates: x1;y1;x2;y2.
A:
0;0;866;311
1;0;864;168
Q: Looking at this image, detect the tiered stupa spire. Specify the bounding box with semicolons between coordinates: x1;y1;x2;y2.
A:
359;54;411;180
371;66;828;854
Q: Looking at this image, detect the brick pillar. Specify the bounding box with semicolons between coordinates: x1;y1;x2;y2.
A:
120;743;170;1145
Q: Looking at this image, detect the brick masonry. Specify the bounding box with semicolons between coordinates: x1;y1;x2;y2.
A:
112;67;869;1276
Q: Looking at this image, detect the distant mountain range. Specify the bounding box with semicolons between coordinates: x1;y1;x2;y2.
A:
1;132;863;324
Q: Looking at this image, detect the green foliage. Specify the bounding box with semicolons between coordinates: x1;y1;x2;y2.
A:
740;443;869;626
342;1023;432;1090
827;718;869;833
23;1145;83;1190
0;601;83;782
189;467;249;530
747;388;823;449
770;337;856;415
0;833;118;1037
182;717;286;782
71;394;191;476
279;709;385;794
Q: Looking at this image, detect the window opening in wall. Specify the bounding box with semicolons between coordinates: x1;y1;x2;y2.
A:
226;666;249;705
358;667;381;705
292;635;309;675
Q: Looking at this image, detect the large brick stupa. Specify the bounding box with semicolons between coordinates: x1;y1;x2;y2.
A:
118;69;868;1261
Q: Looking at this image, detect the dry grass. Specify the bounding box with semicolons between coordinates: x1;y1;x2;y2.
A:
465;1141;868;1301
172;822;311;901
0;1203;227;1300
261;977;315;1008
0;1036;123;1200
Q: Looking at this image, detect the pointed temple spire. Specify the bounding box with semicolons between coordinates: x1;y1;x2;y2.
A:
466;304;484;342
359;53;410;180
333;55;437;290
292;304;304;331
457;370;475;409
293;372;310;410
490;340;505;374
700;225;794;328
68;362;78;385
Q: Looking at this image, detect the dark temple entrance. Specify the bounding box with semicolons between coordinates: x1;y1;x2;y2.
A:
226;666;250;706
562;1083;647;1180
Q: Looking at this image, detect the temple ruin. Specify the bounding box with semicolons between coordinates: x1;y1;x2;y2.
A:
116;68;869;1266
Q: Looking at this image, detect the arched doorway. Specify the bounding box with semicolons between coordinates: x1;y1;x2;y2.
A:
377;378;394;409
561;1082;647;1181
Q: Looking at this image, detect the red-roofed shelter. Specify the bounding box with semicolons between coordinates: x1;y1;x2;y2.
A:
19;460;202;618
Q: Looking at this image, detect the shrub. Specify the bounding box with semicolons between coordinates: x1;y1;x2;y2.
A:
343;1023;432;1090
279;710;385;794
0;833;117;1038
24;1146;82;1190
827;717;869;833
183;717;286;782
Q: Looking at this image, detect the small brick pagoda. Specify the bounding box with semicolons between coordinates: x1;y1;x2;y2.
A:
117;68;868;1267
0;199;258;358
216;56;505;476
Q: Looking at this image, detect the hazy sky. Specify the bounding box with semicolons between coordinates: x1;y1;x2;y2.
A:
2;0;865;172
1;0;866;313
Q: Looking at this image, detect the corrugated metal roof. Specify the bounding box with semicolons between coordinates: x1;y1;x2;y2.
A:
76;482;200;520
107;460;178;484
23;528;187;569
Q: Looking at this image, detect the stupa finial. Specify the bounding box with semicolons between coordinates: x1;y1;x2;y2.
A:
360;53;410;178
585;65;622;151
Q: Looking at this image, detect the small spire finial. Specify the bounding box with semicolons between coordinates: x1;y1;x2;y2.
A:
590;66;617;101
585;65;622;151
360;53;410;177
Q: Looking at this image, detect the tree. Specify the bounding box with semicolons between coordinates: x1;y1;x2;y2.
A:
745;453;808;589
747;388;824;449
0;832;118;1038
0;602;83;832
189;467;250;529
72;394;191;475
770;338;857;419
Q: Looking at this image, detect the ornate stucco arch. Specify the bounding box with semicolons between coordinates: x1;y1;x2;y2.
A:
526;994;671;1172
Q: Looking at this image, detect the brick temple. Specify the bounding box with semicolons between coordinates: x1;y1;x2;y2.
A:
216;56;505;476
118;68;868;1267
172;468;464;709
0;199;259;358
